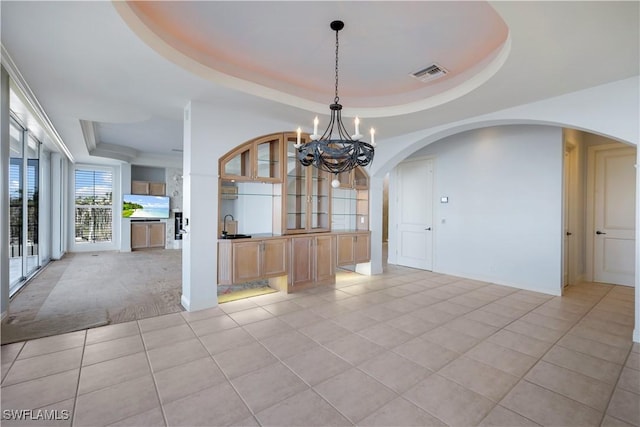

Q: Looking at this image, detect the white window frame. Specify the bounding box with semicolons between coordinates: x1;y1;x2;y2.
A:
71;164;119;252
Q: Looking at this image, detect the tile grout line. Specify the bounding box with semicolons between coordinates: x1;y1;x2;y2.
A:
433;288;556;426
483;284;625;426
591;286;636;427
137;319;169;427
240;322;359;425
0;341;26;385
70;330;87;427
183;312;264;426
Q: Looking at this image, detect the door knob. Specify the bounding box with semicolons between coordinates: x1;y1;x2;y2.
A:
596;230;607;235
566;232;572;236
425;227;432;231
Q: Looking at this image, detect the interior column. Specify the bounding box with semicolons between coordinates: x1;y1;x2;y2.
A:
635;148;639;343
363;175;384;275
181;101;219;311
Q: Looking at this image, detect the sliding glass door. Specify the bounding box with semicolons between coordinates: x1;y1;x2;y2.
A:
9;120;23;288
8;118;41;295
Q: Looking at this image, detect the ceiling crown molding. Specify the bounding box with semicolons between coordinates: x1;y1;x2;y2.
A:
1;44;74;162
79;119;98;152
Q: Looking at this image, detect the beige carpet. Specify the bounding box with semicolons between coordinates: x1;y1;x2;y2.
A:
1;310;109;345
2;250;183;344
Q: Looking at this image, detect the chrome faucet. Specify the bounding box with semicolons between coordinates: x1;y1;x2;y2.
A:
222;214;234;236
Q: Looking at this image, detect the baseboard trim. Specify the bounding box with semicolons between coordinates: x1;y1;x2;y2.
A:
180;294;191;312
1;310;7;323
634;328;639;344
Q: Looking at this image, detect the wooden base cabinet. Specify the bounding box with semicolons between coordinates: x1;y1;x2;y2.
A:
131;222;166;250
337;232;370;266
218;232;369;292
218;238;288;285
290;234;335;290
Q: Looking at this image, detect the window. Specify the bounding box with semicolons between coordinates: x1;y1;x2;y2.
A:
74;168;113;243
8;117;42;293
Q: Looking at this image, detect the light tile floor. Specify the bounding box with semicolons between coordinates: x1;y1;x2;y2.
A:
1;265;638;426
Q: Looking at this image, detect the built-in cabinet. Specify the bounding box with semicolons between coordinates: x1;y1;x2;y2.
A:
221;134;281;182
332;168;369;231
131;180;166;196
218;238;288;284
290;234;336;290
337;232;370;266
218;231;368;292
131;222;166;250
284;135;331;234
218;131;371;293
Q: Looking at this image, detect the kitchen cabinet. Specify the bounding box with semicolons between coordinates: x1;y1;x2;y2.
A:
220;134;282;182
283;133;331;234
290;234;335;289
131;181;166;196
131;222;166;250
337;232;370;266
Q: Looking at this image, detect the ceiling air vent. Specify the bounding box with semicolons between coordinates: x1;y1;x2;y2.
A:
411;63;448;83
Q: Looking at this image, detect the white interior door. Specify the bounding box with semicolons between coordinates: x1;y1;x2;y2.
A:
396;158;433;270
563;148;570;287
594;146;636;286
563;143;578;287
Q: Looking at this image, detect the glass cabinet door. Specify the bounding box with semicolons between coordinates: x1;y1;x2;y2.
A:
310;167;330;231
336;170;352;188
221;145;252;180
255;136;281;181
285;140;307;232
353;167;369;189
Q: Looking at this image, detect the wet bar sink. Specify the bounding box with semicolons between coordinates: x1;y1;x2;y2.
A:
220;234;252;240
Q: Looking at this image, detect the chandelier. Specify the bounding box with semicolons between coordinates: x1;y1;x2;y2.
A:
295;20;375;188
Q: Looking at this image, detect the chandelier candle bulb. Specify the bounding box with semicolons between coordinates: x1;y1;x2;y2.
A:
312;116;319;139
296;127;302;147
370;128;376;147
331;178;341;188
352;116;363;140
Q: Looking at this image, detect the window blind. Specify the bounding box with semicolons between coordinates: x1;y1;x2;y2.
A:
74;168;113;243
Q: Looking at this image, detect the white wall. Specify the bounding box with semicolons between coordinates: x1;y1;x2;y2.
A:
39;149;51;264
562;129;588;286
50;153;67;259
391;125;564;295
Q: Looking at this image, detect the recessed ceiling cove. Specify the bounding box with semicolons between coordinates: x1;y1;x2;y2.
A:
117;1;510;116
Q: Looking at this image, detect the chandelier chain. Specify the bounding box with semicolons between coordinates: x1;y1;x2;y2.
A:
334;27;340;104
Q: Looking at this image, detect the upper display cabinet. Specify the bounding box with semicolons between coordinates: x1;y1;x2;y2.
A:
334;167;369;190
283;133;331;234
220;134;282;183
219;131;369;236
